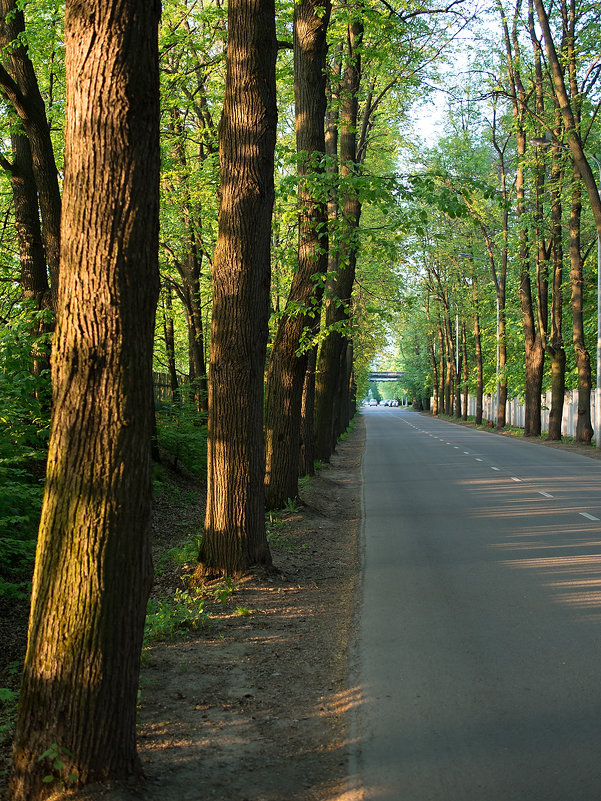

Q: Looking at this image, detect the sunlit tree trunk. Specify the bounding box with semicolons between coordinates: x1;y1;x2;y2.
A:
264;0;331;509
9;3;161;798
462;318;468;421
314;18;362;462
570;174;593;442
197;0;276;577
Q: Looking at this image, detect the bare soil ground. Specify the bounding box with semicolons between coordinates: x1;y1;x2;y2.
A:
0;418;365;801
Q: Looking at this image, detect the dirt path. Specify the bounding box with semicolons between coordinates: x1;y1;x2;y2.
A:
55;418;365;801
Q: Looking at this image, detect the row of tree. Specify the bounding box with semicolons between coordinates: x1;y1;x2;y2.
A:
1;0;460;798
3;0;599;795
389;0;600;443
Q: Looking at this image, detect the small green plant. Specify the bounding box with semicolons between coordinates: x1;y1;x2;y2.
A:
266;512;294;552
213;577;234;605
144;587;208;643
37;744;78;789
156;530;202;574
0;686;18;744
233;606;251;617
283;497;299;513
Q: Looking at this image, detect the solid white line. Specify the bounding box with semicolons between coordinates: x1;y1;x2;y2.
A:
580;512;600;521
539;491;553;498
511;477;521;482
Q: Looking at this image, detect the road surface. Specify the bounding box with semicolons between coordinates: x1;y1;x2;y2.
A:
350;407;601;800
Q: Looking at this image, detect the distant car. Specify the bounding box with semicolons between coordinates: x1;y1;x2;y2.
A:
369;399;378;406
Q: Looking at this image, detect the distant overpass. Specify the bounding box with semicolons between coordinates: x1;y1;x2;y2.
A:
368;371;405;382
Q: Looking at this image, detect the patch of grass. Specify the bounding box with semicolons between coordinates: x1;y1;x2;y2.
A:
213;577;234;605
233;606;251;617
156;530;202;575
266;511;295;551
144;587;209;643
0;686;18;751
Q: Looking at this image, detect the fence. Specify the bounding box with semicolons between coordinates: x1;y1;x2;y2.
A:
459;390;597;438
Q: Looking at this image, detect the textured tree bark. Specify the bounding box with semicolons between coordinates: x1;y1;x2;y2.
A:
299;346;318;475
0;0;61;304
546;129;566;441
429;341;439;416
437;322;446;414
461;319;468;421
0;130;49;307
162;284;179;402
264;0;330;509
9;2;161;799
570;177;593;442
314;19;362;462
197;0;276;576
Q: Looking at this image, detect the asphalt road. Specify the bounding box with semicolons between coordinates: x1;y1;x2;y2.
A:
350;407;601;801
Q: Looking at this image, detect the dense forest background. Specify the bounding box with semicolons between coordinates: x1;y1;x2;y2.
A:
0;0;599;796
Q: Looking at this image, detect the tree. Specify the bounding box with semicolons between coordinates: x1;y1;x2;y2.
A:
196;0;277;577
264;0;331;509
533;0;601;238
9;2;161;798
314;12;364;461
0;0;61;305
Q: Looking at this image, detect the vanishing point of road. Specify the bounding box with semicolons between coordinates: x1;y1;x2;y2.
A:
350;407;601;800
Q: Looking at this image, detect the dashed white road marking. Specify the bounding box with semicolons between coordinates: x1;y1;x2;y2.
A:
491;467;500;471
511;477;521;482
580;512;600;521
539;491;553;498
475;458;483;462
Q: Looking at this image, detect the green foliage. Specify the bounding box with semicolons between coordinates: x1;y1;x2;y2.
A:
156;529;202;574
144;587;209;643
37;744;78;789
155;401;207;476
213;577;234;605
0;308;51;598
0;685;18;747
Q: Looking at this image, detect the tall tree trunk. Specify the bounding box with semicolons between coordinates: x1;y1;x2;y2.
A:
196;0;276;577
562;0;592;443
0;0;61;304
169;109;209;414
546;123;566;440
4;130;52;378
429;340;439;416
9;3;161;798
180;246;208;414
437;322;446;414
461;318;468;420
314;17;362;462
264;0;331;509
299;347;318;475
162;283;179;403
570;174;593;442
499;0;544;435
